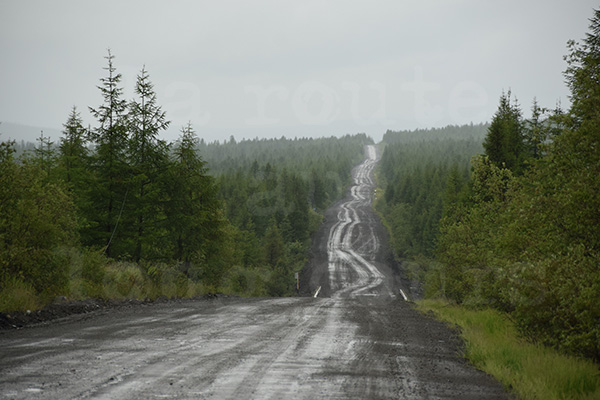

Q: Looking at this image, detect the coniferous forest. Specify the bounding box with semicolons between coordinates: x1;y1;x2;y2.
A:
0;50;370;310
377;11;600;362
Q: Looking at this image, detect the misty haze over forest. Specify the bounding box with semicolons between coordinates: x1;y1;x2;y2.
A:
1;1;597;143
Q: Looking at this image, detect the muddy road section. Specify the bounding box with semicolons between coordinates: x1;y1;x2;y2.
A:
0;146;509;399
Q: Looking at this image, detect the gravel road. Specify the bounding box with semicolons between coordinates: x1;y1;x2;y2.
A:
0;145;509;399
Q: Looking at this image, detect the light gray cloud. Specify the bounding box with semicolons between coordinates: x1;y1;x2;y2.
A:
0;0;597;143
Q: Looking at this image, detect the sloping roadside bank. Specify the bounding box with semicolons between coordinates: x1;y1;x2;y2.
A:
417;300;600;400
0;294;227;330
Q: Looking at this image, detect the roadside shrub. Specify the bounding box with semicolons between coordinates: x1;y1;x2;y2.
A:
266;266;294;297
103;262;147;299
419;300;600;400
0;151;77;299
505;248;600;361
0;277;39;312
156;265;191;299
80;249;106;298
221;265;269;297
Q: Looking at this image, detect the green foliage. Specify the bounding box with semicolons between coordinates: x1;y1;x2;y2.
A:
165;123;223;268
377;11;600;363
80;249;107;298
564;9;600;127
381;123;489;144
483;91;527;173
264;220;286;268
101;261;147;299
32;132;57;178
436;138;600;359
57;106;93;224
58;107;88;182
431;10;600;362
376;124;485;258
266;266;294;297
208;135;370;223
126;66;171;262
86;50;130;256
207;134;369;296
471;155;514;204
0;277;39;313
0;50;370;308
419;300;600;400
522;98;551;160
0;143;78;298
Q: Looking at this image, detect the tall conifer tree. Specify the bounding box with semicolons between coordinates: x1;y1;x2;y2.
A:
127;66;170;261
167;123;222;270
483;90;526;173
58;106;92;233
59;106;88;186
88;49;129;255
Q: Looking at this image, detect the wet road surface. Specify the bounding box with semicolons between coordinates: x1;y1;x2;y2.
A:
0;146;509;399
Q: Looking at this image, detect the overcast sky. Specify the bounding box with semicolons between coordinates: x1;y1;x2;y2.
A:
0;0;597;143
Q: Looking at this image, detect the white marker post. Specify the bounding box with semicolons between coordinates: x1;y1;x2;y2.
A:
399;289;409;302
314;286;322;298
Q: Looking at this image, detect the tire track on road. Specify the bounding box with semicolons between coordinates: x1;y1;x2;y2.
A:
327;145;393;299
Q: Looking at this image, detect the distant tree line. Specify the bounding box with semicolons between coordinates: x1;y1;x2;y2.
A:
376;123;488;258
378;10;600;362
0;50;369;310
203;134;370;295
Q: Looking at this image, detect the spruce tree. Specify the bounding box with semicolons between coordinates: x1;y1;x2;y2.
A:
167;123;222;270
88;49;129;256
523;98;547;159
264;219;285;268
59;106;89;187
287;174;309;243
127;66;170;261
58;106;92;234
32;131;56;178
483;90;526;173
565;9;600;128
555;8;600;252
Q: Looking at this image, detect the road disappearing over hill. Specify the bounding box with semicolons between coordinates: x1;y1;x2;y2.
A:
0;145;508;399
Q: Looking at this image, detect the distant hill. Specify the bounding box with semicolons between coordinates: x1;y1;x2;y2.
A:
0;122;63;145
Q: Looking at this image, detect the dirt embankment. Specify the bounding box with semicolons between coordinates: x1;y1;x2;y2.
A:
0;295;225;330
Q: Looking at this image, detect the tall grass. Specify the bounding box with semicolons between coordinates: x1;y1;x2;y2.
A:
220;265;273;297
1;246;291;314
418;299;600;400
1;248;213;313
71;258;209;301
0;277;39;313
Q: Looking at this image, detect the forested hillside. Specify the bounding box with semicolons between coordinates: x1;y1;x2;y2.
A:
378;11;600;362
0;50;369;312
200;134;369;231
376;124;487;258
199;135;370;296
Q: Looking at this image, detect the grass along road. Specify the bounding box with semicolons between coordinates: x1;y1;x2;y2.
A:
418;300;600;400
